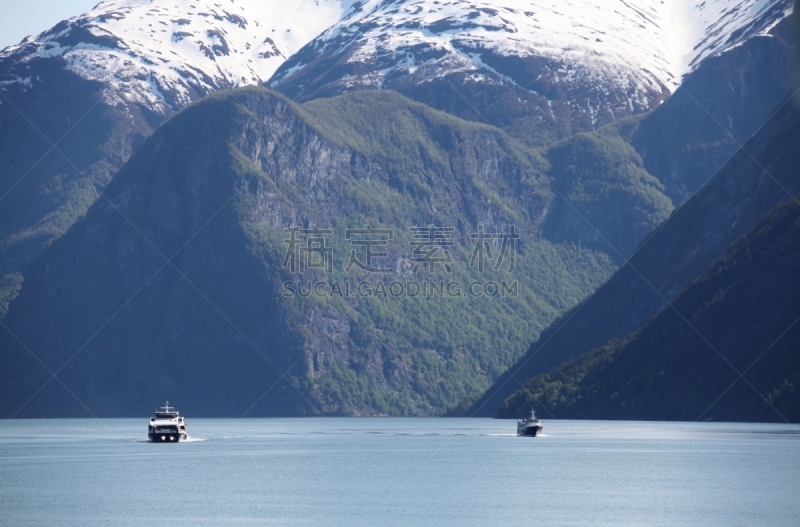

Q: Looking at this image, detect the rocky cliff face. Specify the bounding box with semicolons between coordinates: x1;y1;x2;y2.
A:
0;88;625;417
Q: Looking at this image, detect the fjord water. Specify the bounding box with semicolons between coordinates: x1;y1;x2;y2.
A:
1;419;798;526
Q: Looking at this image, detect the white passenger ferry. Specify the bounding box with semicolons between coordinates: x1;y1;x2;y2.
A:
148;402;187;442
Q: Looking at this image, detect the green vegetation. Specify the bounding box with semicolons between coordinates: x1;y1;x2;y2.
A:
247;222;614;414
542;126;674;259
301;90;494;158
0;87;683;417
498;196;800;422
229;88;617;414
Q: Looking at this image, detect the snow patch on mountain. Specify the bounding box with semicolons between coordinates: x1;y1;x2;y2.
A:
0;0;791;116
271;0;793;95
0;0;359;113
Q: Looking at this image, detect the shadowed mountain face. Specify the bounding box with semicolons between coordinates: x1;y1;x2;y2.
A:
630;17;798;204
0;62;155;311
2;88;647;417
470;96;800;417
0;0;354;315
497;195;800;423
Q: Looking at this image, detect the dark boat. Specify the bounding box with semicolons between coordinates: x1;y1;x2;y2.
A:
516;408;543;437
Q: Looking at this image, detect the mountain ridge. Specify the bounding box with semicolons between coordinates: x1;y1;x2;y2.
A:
1;0;792;295
497;194;800;422
0;0;357;112
270;0;793;146
468;93;800;416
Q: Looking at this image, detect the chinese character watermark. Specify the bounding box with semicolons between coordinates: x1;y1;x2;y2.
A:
283;226;334;273
345;225;394;273
469;224;519;273
281;223;521;297
409;225;455;273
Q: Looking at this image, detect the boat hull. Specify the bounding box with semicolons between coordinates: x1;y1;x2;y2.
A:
149;433;186;443
518;426;542;437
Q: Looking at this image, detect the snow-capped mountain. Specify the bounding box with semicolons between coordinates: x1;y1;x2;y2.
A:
1;0;790;134
0;0;361;300
270;0;792;141
1;0;797;418
0;0;793;298
0;0;358;113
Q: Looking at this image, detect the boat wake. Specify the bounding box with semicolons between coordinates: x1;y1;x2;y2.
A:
135;436;208;443
181;436;208;443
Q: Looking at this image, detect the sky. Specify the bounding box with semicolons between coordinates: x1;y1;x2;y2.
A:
0;0;99;49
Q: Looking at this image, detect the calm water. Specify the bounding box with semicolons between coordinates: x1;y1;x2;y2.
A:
1;418;798;526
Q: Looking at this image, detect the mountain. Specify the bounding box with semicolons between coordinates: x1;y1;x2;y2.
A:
1;0;793;313
0;87;627;417
0;0;355;310
539;121;674;260
630;15;798;203
270;0;792;147
469;94;800;416
1;0;796;418
509;12;796;261
497;195;800;422
1;0;357;113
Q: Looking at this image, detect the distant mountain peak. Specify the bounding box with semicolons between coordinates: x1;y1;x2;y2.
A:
1;0;790;117
270;0;792;101
0;0;357;113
